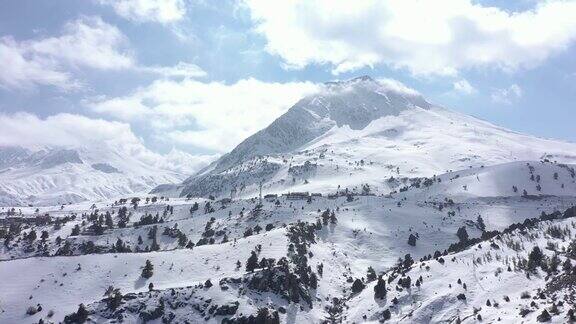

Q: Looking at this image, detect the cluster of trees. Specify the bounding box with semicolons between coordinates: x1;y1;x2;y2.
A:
134;213;165;227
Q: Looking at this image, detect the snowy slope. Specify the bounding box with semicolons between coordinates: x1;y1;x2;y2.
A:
0;144;209;207
2;189;575;323
346;216;576;323
167;76;576;200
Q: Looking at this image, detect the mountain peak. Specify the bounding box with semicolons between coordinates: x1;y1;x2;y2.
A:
175;76;435;195
353;75;374;82
298;76;431;130
325;75;376;87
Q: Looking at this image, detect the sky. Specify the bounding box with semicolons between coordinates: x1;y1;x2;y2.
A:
1;0;576;167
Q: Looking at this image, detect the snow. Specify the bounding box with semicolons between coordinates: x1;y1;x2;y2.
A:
0;144;201;207
2;76;576;323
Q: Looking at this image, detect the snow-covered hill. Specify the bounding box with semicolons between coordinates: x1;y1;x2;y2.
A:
164;76;576;200
1;191;575;323
0;144;207;207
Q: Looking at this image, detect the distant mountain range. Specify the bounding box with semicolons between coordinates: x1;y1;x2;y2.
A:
0;144;198;206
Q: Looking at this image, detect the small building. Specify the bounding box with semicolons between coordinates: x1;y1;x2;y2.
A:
264;194;278;200
218;198;232;204
0;214;52;227
282;192;310;200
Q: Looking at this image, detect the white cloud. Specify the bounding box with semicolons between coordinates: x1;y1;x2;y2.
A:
0;112;215;174
30;16;134;70
0;38;79;90
0;112;146;152
376;77;421;97
98;0;187;24
0;17;133;90
244;0;576;75
491;84;522;104
86;78;319;152
453;79;476;95
138;62;207;78
0;16;204;90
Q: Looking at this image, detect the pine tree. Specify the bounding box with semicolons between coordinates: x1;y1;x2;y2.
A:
246;251;259;272
150;234;160;251
527;246;544;271
105;212;114;229
374;276;386;299
476;215;486;232
456;226;469;243
351;278;365;293
563;258;572;273
190;202;199;214
408;233;417;246
27;230;37;242
366;266;377;282
330;211;337;224
177;233;188;247
141;260;154;278
310;272;318;289
71;224;81;236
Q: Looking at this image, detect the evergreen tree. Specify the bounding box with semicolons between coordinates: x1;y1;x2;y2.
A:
70;224;80;236
141;260;154;278
456;226;469;243
374;276;386;299
177;233;188;247
407;233;417;246
105;212;114;229
246;251;259;272
64;304;89;324
310;272;318;289
351;278;365;293
366;266;377;282
190;202;199;214
27;230;37;242
563;258;572;273
527;246;544;271
330;211;338;224
476;215;486;232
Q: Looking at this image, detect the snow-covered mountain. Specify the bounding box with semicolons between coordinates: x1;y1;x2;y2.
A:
162;76;576;199
0;144;206;206
3;76;576;324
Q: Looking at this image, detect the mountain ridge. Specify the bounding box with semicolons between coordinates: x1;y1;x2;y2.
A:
0;144;201;206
